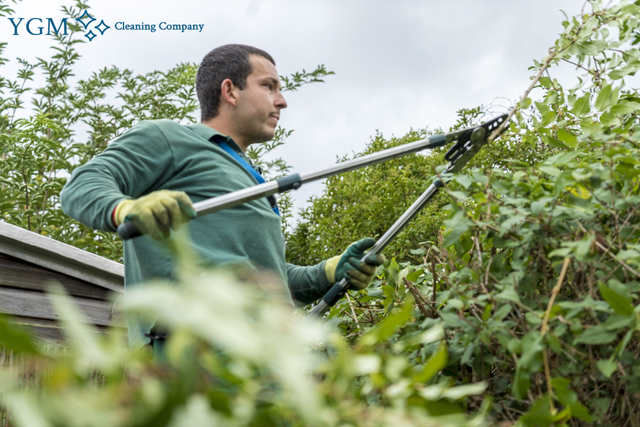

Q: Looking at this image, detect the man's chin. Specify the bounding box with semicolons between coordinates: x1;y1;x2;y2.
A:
248;131;275;145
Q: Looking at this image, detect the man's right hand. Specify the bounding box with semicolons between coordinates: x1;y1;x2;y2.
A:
113;190;196;240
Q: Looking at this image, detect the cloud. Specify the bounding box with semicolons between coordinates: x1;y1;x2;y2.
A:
2;0;586;219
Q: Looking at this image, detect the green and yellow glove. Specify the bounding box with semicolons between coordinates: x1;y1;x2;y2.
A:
113;190;196;240
324;238;386;290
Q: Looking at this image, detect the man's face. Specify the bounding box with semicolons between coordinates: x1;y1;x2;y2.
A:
233;55;287;145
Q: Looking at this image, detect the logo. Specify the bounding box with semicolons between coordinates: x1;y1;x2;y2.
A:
5;9;204;41
75;10;110;42
6;9;109;42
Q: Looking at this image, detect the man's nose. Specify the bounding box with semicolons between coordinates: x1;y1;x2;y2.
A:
275;92;287;109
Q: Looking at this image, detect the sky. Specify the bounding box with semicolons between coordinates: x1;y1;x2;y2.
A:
2;0;588;220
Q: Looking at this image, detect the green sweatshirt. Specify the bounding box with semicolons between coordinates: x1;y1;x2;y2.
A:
61;120;330;345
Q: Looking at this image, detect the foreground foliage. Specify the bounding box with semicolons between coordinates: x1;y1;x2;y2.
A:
0;236;487;426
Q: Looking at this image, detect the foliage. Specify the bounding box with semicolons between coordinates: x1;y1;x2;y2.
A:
0;233;487;426
2;0;640;426
302;1;640;425
0;0;332;260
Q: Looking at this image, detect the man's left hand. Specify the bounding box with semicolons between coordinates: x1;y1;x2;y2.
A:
324;238;386;289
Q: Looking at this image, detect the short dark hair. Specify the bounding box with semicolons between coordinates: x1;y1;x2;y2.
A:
196;44;276;121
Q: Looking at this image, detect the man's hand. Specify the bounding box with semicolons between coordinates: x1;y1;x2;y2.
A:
324;238;385;289
114;190;196;240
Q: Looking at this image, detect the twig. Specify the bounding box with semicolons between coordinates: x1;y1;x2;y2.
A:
402;277;431;318
594;240;640;279
429;256;438;304
540;257;571;413
575;220;640;278
483;256;494;296
345;293;361;331
541;257;571;335
488;11;594;143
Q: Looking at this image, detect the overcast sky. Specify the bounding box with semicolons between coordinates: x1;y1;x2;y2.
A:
3;0;587;219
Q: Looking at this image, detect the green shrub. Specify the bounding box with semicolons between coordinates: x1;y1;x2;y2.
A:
319;2;640;424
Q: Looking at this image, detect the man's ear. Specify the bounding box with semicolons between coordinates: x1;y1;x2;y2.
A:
220;78;239;107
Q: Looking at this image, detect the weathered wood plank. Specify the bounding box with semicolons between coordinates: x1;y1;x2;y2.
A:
0;254;111;300
0;221;124;292
0;288;118;327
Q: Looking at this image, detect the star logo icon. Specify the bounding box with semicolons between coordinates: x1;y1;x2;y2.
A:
84;30;96;41
95;19;110;35
76;9;96;30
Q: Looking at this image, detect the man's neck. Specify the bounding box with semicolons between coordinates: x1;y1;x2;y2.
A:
201;118;248;153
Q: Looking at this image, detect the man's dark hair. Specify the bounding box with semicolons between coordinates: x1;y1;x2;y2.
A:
196;44;275;121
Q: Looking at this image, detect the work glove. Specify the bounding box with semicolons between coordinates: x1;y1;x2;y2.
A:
113;190;196;240
324;238;386;290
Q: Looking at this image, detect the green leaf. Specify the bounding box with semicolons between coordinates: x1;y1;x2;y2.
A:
453;175;472;189
571;93;591;115
496;286;521;304
358;298;413;347
518;396;553;426
412;341;447;383
440;382;487;400
595;84;619;111
609;100;640;116
595;84;612;110
49;286;111;374
493;304;512;321
539;165;561;177
406;269;422;282
520;97;532;109
0;314;40;355
552;377;593;422
598;282;634;316
512;366;532;400
574;326;617;345
596;359;617;378
442;211;472;248
557;128;577;148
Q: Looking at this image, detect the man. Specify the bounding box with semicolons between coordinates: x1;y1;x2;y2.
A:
61;44;383;347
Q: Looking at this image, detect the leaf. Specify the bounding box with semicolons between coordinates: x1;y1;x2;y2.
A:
568;184;591;199
412;341;447;383
358;298;413;347
2;393;51;427
595;84;613;111
552;377;593;422
520;97;532;109
512;366;531;400
574;326;617;345
352;355;381;375
557;128;577;148
48;286;111;374
442;211;473;248
539;165;561;177
440;382;487;400
500;214;527;231
0;314;41;356
493;304;512;321
609;100;640;116
518;396;553;426
571;93;591;115
596;359;617;378
454;175;472;189
405;269;422;282
598;282;634;316
496;286;521;304
519;334;543;369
